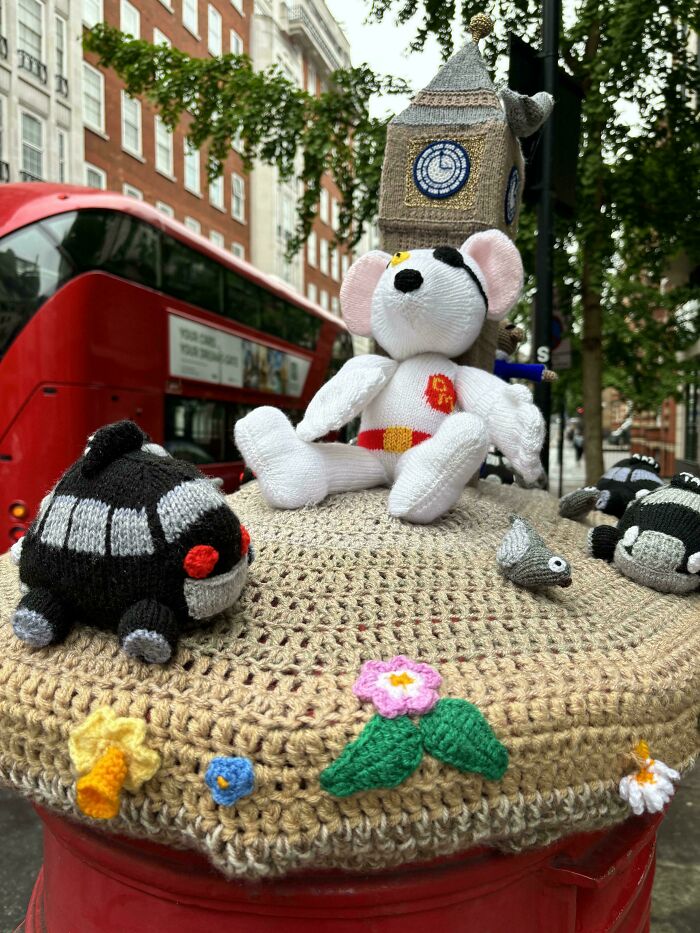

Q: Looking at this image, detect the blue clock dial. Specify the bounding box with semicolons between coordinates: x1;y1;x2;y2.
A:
413;141;471;200
505;166;520;225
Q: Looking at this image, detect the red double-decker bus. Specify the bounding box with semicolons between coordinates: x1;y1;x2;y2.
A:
0;185;353;548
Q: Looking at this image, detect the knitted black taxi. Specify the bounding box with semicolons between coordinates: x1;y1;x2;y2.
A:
11;421;251;663
589;471;700;595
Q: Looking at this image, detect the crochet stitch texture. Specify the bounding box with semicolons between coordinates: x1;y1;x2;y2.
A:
0;481;698;879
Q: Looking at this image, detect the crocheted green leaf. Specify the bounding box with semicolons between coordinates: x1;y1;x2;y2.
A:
319;714;423;797
419;699;508;780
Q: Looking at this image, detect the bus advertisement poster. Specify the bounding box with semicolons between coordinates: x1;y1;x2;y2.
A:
168;314;310;397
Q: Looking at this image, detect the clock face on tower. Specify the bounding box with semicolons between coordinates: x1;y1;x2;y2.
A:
412;140;471;200
505;166;520;225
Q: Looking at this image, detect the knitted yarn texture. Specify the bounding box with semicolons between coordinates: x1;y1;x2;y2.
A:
0;481;698;879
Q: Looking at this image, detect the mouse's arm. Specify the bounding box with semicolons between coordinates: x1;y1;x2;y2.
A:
297;354;398;442
456;366;545;483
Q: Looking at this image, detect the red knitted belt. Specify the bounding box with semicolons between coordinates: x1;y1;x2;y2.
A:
357;427;431;454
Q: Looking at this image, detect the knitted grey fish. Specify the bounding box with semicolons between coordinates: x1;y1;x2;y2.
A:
497;515;572;589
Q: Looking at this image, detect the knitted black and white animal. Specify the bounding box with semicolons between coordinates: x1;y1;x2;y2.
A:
10;421;251;663
588;472;700;595
559;454;663;521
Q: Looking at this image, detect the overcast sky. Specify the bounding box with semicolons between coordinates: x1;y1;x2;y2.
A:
325;1;452;118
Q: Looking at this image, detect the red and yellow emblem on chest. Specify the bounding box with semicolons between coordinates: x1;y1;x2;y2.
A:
425;373;456;414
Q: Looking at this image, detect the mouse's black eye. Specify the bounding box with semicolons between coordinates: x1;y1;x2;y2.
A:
433;246;466;269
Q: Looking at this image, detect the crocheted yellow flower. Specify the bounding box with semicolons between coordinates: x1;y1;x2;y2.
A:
69;707;161;820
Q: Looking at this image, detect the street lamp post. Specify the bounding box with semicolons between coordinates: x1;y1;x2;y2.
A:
533;0;561;478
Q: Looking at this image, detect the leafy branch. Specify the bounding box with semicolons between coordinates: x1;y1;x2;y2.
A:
83;23;410;256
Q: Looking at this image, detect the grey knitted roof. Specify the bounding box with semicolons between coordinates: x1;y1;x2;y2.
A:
391;41;505;128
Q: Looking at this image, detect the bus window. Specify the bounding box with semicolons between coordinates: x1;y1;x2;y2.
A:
164;396;228;464
56;211;160;289
0;222;74;357
162;234;223;314
328;331;354;378
285;304;322;349
223;269;262;331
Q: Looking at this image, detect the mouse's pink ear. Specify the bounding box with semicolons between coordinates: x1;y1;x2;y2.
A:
339;250;390;336
461;230;523;320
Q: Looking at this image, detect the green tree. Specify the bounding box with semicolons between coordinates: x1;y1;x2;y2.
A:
85;2;700;482
83;25;408;255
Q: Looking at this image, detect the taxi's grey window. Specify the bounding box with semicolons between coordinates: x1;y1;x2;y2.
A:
111;507;154;556
67;499;110;555
157;479;223;542
40;495;77;547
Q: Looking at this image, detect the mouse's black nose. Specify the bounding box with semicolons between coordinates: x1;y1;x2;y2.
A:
394;269;423;293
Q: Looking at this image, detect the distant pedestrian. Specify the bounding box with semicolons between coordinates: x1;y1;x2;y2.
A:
573;428;584;462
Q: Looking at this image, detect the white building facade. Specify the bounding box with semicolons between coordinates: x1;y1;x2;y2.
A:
249;0;351;301
0;0;85;185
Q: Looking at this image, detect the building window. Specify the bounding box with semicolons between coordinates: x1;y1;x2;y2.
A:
209;230;224;248
120;0;139;37
341;254;349;278
82;63;105;133
331;295;340;315
0;98;6;166
156;201;174;217
85;162;106;189
208;5;222;56
209;175;224;210
155;117;174;176
57;129;67;183
231;242;245;259
153;28;171;47
319;188;330;225
319;238;329;275
55;15;67;76
184;216;202;234
184;141;200;194
18;0;44;62
319;289;329;310
231;173;245;222
20;111;44;181
330;247;339;281
121;92;142;157
123;183;143;199
231;0;244;14
183;0;198;35
307;230;317;267
307;62;317;96
82;0;103;28
230;29;243;55
331;197;340;232
307;282;318;304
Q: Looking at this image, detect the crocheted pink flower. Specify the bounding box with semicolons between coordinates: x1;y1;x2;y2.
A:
353;656;442;718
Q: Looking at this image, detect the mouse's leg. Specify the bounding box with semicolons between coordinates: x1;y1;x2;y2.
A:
235;407;387;509
118;600;180;664
388;413;489;523
12;588;73;647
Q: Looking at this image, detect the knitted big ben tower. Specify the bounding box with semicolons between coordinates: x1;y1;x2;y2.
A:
378;13;553;371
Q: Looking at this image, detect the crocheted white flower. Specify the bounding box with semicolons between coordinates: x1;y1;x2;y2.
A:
619;741;680;816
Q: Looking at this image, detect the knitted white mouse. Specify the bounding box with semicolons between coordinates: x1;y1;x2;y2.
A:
235;230;545;523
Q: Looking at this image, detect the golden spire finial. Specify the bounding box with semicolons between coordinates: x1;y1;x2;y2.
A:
469;13;494;42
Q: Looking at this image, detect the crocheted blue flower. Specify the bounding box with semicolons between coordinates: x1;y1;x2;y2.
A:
205;756;255;806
